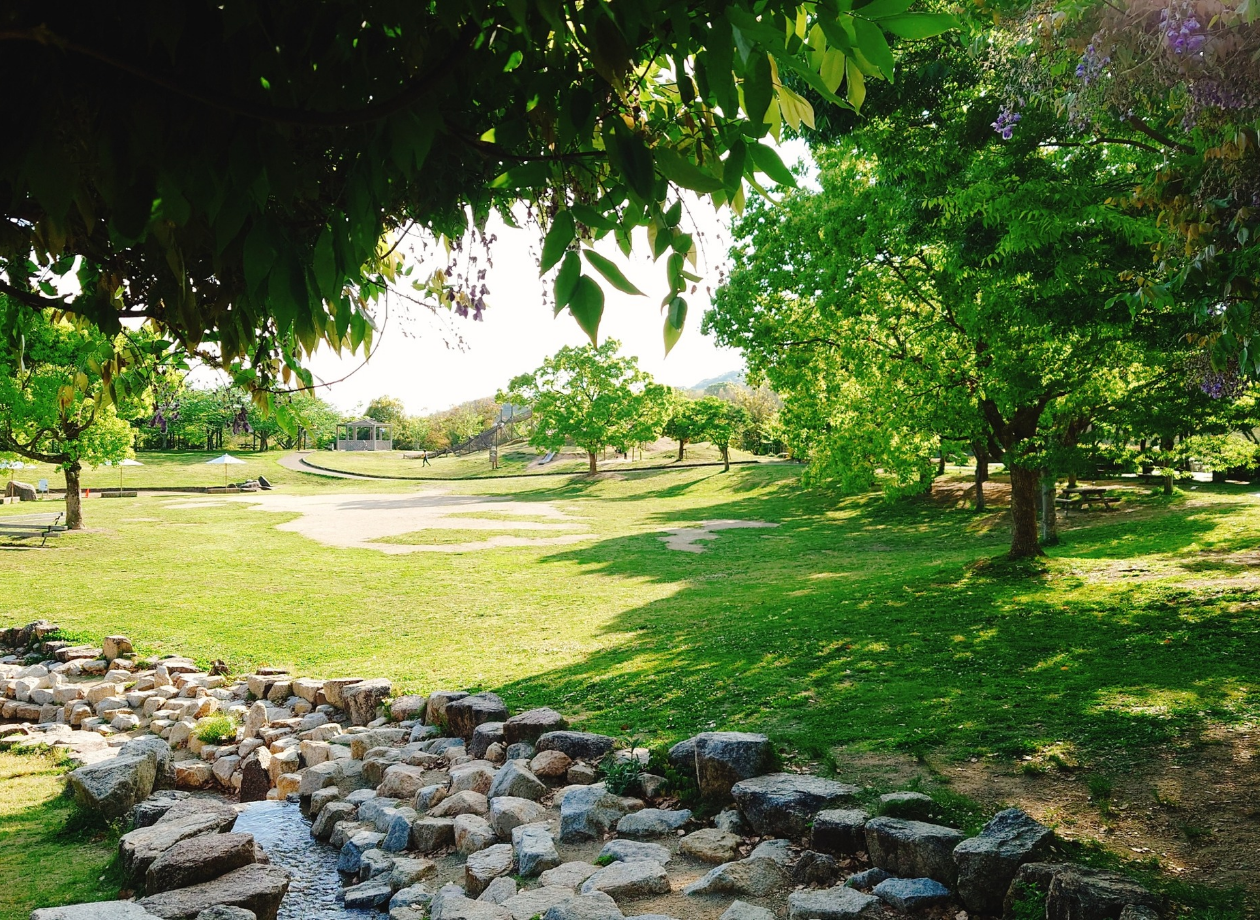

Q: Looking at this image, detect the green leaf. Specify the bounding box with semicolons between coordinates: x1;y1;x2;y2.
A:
821;49;847;94
846;58;867;109
572;203;616;232
878;12;959;40
854;0;916;19
664;296;687;355
568;274;605;342
655;147;727;193
584;250;646;296
243;222;277;294
313;227;338;301
743;52;774;126
609;123;656;202
554;251;581;314
541;211;575;273
748;143;797;187
852;18;895;79
503;50;524;72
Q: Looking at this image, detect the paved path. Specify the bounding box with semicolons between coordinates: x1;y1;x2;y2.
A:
276;451;376;480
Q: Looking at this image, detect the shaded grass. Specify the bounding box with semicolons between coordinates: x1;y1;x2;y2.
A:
375;526;591;546
0;752;121;920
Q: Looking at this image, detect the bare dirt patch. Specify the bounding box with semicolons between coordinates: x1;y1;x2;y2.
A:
658;519;780;553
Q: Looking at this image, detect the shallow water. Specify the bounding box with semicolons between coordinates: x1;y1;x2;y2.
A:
234;798;375;920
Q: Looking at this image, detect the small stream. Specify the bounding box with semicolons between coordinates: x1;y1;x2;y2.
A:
234;798;375;920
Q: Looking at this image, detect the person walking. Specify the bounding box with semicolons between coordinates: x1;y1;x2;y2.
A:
421;449;431;467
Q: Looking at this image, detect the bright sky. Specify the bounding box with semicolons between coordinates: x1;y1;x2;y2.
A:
299;139;814;416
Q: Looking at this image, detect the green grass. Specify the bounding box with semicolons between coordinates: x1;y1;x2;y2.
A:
1;450;299;494
0;752;121;919
374;527;592;546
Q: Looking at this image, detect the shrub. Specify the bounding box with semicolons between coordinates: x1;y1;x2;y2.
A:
600;757;642;796
193;714;237;745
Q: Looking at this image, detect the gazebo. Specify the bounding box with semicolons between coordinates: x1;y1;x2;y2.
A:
335;418;393;451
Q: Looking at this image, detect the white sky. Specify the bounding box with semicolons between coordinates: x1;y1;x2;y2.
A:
300;139;814;416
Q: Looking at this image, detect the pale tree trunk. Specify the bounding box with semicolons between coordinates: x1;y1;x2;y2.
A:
1040;473;1059;546
720;444;730;472
587;451;597;475
64;461;84;530
1008;465;1043;559
937;440;946;477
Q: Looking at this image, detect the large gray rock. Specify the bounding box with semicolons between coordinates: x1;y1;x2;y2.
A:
683;857;790;897
156;798;239;830
679;828;740;864
879;792;936;821
411;817;457;853
120;809;238;884
344;878;395;910
311;801;356;840
874;877;951;911
342;678;392;725
503;708;568;746
430;790;490;818
146;832;257;893
539;862;600;890
812;808;870;856
537;731;615;761
381;763;441;800
490;795;547;838
337;830;384;875
666;737;696;775
138;864;291;920
479;876;519;905
465;843;516;897
864;817;965;886
132;791;191;829
542;893;625;920
730;773;859;838
487;761;547;801
559;783;637;842
455;813;498;855
599;840;671;865
513;823;561;877
30;906;162;920
470;722;506;759
194;909;256;920
503;887;576;920
616;808;691;838
581;860;671;900
122;737;176;789
68;753;157;821
690;732;776;800
720;902;775;920
1046;866;1162;920
425;691;470;727
391;694;429;723
787;886;882;920
954;808;1054;914
447;693;509;741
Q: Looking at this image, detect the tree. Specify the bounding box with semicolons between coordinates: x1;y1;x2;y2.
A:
0;302;149;528
0;2;955;398
500;340;666;474
705;38;1180;558
663;394;703;461
663;395;747;469
365;396;409;429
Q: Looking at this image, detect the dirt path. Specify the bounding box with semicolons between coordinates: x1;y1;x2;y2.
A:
276;451;377;480
658;520;779;553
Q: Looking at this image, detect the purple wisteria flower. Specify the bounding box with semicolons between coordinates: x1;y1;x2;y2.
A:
1076;44;1111;86
1161;6;1207;55
992;106;1021;140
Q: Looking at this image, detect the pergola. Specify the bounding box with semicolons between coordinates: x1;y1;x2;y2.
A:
335;418;392;451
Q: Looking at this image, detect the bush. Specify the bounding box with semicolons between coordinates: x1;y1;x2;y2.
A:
600;757;642;796
193;714;237;745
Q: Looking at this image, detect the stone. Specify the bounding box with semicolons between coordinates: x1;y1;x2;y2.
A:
879;792;937;822
873;877;952;911
503;708;568;746
954;808;1054;915
455;813;499;854
787;886;882;920
194;909;257;920
381;763;441;800
138;863;291;920
1004;864;1071;918
103;636;134;661
864;817;966;886
67;752;157;821
537;731;615;761
390;856;437;889
542;893;625;920
480;876;520;905
794;851;841;887
343;678;392;725
451;760;498;795
688;732;776;800
714;808;749;836
432;884;514;920
312;800;356;840
540;862;600;890
338;830;385;875
581;860;671;900
567;763;598;785
446;692;509;740
680;828;741;864
720;902;776;920
812;808;870;856
425;691;469;726
330;820;369;850
415;784;448;811
322;678;364;710
411;817;457;853
383;810;417;852
146;832;258;893
616;808;691;838
559;783;638;842
243;701;268;741
503;887;576;920
1046;866;1162;920
487;760;547;801
392;694;429;723
599;839;672;865
239;757;271;803
291;678;326;705
470;722;506;759
430;790;490;817
30;906;162;920
683;857;791;897
513;823;561;877
362;846;399;881
490;795;547;838
157;796;239;830
845;867;892;890
730;773;860;839
531;749;573;781
131;790;191;828
345;878;395;910
465;843;516;897
505;742;536;761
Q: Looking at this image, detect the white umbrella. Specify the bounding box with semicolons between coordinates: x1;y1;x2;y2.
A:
109;457;143;493
204;453;247;488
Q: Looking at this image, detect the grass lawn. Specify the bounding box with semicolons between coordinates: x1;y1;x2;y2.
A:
1;453;1257;916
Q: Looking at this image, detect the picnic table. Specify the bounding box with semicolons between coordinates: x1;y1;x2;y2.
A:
0;512;68;546
1055;486;1120;513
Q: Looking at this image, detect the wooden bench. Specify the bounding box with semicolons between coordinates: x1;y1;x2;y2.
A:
1055;496;1121;513
0;513;68;546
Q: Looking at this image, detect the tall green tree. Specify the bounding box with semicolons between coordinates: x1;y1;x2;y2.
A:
500;339;667;474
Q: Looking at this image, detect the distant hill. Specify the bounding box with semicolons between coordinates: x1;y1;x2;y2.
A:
689;369;744;391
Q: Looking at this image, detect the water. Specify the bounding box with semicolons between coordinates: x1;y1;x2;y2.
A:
233;798;375;920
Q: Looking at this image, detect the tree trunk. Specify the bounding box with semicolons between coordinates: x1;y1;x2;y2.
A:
1008;465;1043;559
720;444;730;472
973;441;989;512
64;461;84;530
937;445;946;476
1040;473;1059;546
1164;472;1174;496
1067;471;1078;489
587;451;597;475
677;439;685;461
